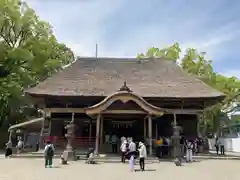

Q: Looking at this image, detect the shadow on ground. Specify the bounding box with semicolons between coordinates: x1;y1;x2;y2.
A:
134;169;157;172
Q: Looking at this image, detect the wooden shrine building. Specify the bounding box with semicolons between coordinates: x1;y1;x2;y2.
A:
25;57;225;155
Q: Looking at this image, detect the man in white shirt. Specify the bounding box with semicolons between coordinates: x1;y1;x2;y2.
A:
120;140;128;163
128;137;136;152
138;142;147;171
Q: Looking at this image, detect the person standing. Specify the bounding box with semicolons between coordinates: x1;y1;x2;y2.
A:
185;140;193;162
215;137;220;155
111;134;118;153
16;138;24;154
219;137;225;155
120;140;128;163
5;141;12;158
121;136;126;144
44;140;55;168
138;142;147;171
127;138;136;172
105;133;110;144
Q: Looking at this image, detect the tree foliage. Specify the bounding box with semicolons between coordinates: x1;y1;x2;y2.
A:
0;0;75;129
137;43;240;133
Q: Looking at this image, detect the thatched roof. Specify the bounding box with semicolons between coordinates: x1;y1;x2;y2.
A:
26;57;225;98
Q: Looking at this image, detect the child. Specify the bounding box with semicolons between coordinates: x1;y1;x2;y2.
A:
60;154;67;165
44;141;55;168
85;148;95;164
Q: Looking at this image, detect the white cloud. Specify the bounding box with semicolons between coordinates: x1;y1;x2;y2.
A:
26;0;240;79
27;0;124;57
221;69;240;79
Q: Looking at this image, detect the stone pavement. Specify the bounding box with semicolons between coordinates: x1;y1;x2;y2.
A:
1;158;240;180
209;150;240;156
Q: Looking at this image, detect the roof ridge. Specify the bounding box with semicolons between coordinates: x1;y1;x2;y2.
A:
76;56;169;62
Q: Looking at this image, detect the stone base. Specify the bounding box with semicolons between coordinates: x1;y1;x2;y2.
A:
63;150;77;161
171;135;181;158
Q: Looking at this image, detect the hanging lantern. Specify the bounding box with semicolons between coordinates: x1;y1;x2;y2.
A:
16;129;22;134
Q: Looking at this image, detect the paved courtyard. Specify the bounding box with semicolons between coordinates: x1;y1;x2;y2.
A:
0;158;240;180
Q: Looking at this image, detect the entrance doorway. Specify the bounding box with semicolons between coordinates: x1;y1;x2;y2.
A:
103;115;145;143
112;120;135;138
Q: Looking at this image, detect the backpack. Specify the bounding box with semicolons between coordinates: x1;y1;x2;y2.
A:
46;145;54;156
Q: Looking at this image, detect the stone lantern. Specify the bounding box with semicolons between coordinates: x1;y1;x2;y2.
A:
171;122;182;158
63;121;77;161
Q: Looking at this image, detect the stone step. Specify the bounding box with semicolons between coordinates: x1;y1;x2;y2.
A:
10;153;240;161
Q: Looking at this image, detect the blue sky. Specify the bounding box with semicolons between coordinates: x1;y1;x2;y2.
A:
27;0;240;78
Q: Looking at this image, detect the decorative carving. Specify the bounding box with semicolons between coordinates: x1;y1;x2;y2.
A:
119;81;132;92
85;91;164;116
119;98;129;104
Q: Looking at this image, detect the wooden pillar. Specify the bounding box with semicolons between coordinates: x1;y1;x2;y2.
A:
39;110;51;149
95;114;101;154
39;114;46;149
100;116;104;150
197;114;202;137
173;113;177;126
23;131;27;143
8;130;13;143
71;112;75;122
89;120;92;140
144;117;146;139
148;115;152;156
155;123;158;139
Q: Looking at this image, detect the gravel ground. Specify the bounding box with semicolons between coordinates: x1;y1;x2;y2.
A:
0;158;239;180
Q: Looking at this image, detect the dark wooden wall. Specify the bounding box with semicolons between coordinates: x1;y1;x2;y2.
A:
43;95;214;110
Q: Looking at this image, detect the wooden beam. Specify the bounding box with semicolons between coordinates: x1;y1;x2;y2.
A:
166;109;203;114
103;110;147;114
46;108;202;115
46;108;85;113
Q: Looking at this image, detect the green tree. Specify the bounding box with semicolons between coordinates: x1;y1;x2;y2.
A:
138;43;240;135
0;0;75;130
137;43;181;62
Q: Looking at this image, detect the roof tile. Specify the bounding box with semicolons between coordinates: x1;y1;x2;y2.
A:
26;57;225;98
